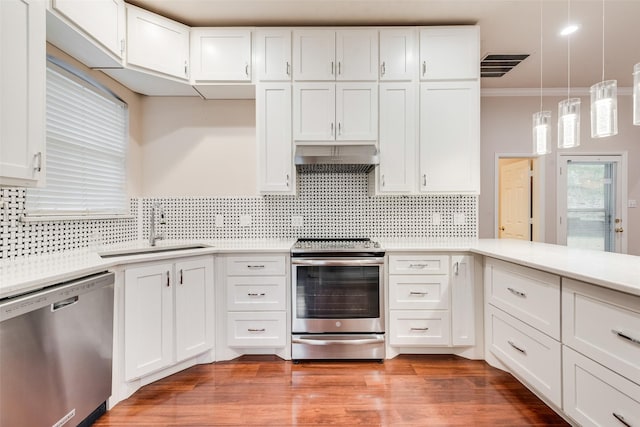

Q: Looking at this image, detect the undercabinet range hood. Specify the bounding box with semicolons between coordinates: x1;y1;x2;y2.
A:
294;145;379;173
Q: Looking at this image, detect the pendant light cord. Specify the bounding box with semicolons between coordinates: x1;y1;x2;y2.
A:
602;0;605;81
540;0;543;111
567;0;571;99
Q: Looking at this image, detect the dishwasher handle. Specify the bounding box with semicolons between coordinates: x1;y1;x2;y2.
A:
51;296;79;312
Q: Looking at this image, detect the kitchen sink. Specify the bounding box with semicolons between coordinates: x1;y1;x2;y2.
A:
98;244;211;258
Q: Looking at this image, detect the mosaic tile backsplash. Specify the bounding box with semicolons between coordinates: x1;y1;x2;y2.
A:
1;173;477;259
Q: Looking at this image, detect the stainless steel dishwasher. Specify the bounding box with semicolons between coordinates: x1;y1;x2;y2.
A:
0;272;114;427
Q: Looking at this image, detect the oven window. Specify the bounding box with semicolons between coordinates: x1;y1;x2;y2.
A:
295;266;380;319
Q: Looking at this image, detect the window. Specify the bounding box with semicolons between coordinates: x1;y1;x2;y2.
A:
26;59;128;218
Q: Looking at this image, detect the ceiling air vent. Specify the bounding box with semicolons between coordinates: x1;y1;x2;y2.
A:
481;54;529;77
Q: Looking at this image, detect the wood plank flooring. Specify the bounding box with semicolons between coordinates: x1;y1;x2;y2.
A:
95;355;569;426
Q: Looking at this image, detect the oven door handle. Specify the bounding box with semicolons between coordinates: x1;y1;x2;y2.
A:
291;258;385;266
292;336;384;346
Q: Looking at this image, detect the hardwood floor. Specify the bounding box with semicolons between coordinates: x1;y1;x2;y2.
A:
96;355;569;426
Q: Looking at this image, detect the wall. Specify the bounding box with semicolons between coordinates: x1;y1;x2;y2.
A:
480;93;640;255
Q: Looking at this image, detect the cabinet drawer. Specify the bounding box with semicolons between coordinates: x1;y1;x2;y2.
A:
389;275;449;310
563;346;640;427
389;255;449;275
563;278;640;386
226;276;286;311
486;305;561;407
226;255;286;276
226;312;286;348
389;310;451;346
485;258;560;339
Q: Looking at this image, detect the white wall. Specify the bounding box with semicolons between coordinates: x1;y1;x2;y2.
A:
481;93;640;255
140;97;257;197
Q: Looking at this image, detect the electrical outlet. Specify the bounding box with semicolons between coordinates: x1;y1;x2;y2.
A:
240;214;252;227
291;215;304;227
454;213;466;225
215;214;224;227
432;213;442;225
629;199;637;208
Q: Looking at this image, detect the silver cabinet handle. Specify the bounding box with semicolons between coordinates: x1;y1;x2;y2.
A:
120;38;126;55
409;291;428;296
330;122;334;136
508;340;526;354
247;264;265;269
422;174;427;186
408;263;428;269
381;174;385;187
338;61;341;75
166;271;170;287
612;330;640;345
286;61;290;76
292;336;383;346
286;173;290;187
248;328;266;332
184;60;188;77
454;262;459;276
331;61;334;75
248;293;266;297
507;287;527;298
410;327;429;331
179;269;183;285
33;152;42;172
245;63;249;76
338;122;341;135
381;61;386;76
422;60;426;76
613;413;632;427
52;296;79;311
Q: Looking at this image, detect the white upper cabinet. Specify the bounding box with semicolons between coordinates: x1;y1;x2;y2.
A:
256;29;291;81
379;29;416;81
293;83;335;141
293;29;378;81
419;80;480;193
336;83;377;140
0;0;46;188
419;26;479;81
191;29;252;82
125;4;190;80
47;0;125;67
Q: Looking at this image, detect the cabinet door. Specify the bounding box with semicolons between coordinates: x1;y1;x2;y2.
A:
379;29;416;81
256;29;291;81
174;257;214;362
191;29;251;82
378;83;416;193
419;26;479;81
390;310;451;346
419;81;479;193
293;30;335;81
451;255;475;346
293;83;335;141
51;0;125;59
124;263;174;380
336;83;377;141
125;4;190;80
0;0;46;187
257;84;293;193
336;29;378;81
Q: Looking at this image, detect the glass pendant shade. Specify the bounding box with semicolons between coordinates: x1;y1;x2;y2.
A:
634;63;640;125
532;111;552;155
558;98;581;149
590;80;618;137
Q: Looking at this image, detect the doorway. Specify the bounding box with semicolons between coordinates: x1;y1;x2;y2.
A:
557;154;628;253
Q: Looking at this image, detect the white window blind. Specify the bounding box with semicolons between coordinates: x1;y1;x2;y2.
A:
26;63;128;218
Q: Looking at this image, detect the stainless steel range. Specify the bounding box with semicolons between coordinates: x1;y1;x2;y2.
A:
291;238;385;361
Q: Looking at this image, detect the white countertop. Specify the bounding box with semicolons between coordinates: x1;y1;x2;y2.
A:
1;237;639;300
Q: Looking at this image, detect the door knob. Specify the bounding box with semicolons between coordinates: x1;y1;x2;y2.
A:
615;227;624;233
500;226;505;231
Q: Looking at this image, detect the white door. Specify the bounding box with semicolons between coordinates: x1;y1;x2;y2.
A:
379;28;416;81
257;84;293;193
419;81;480;193
335;83;377;141
293;83;335;141
293;29;335;81
419;26;479;81
255;29;291;81
191;29;252;82
378;83;416;193
174;257;214;362
499;159;531;240
558;154;627;253
124;263;174;380
336;29;378;81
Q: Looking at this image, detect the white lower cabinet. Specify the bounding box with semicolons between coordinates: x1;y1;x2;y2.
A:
390;310;450;346
451;255;475;346
124;256;214;381
227;311;287;347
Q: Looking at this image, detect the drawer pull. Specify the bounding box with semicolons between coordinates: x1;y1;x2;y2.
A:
248;293;266;297
247;265;265;269
612;329;640;346
409;291;428;296
408;264;429;269
410;327;429;331
248;328;266;333
507;287;527;298
613;413;631;427
507;340;527;355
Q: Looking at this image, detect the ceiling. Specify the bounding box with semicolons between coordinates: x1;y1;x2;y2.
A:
127;0;640;90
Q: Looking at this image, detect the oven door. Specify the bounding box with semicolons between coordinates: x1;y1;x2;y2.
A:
291;257;384;334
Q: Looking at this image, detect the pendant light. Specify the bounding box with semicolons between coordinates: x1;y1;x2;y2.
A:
533;0;551;155
558;0;580;149
634;62;640;125
590;0;618;138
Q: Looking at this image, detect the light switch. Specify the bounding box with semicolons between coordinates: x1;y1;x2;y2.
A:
240;214;252;227
215;215;224;227
454;213;466;225
292;216;304;227
432;213;442;225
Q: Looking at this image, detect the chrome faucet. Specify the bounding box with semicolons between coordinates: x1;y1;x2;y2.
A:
149;203;166;246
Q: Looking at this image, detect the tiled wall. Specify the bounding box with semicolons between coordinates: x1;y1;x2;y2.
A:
1;173;478;259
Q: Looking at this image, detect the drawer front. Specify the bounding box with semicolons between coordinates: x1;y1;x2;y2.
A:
389;255;449;275
226;311;287;347
486;305;561;407
389;275;449;310
563;346;640;427
563;278;640;386
226;255;286;276
485;258;560;339
226;276;287;311
389;310;451;346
